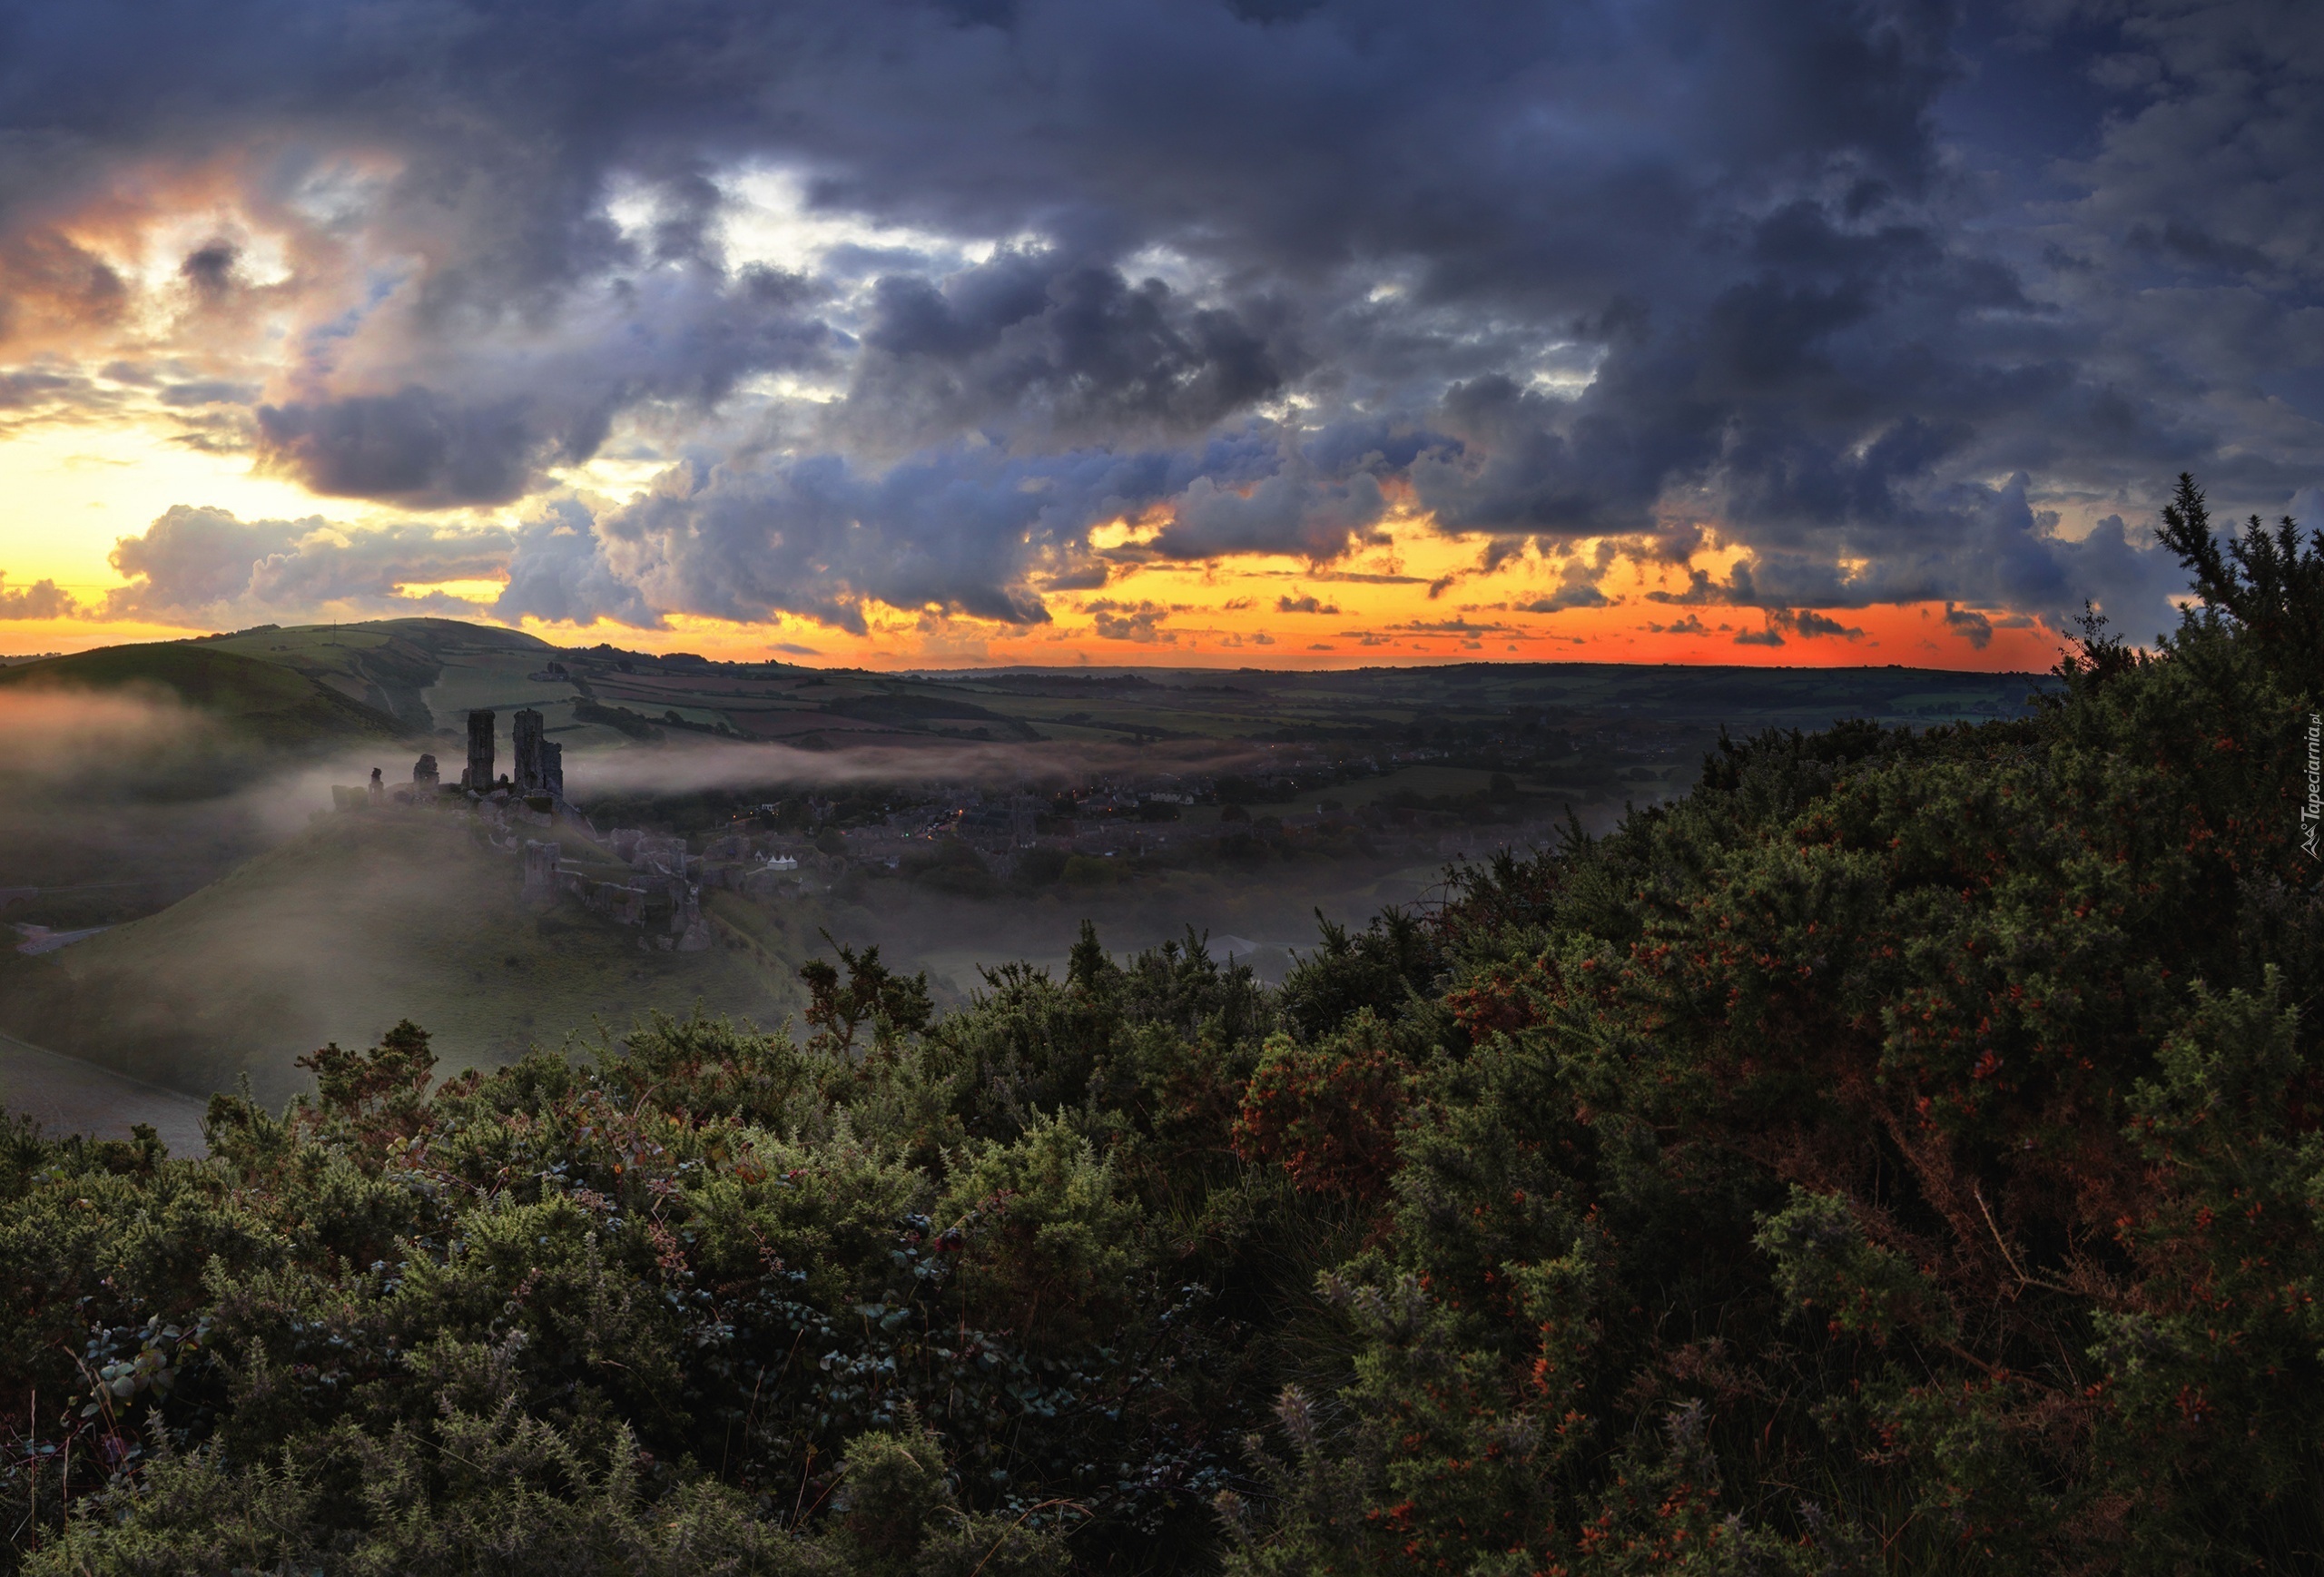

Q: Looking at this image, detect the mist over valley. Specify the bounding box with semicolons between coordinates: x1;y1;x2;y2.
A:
1;617;2053;1119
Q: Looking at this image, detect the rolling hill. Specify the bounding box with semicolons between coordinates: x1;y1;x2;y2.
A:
0;641;409;749
204;617;556;733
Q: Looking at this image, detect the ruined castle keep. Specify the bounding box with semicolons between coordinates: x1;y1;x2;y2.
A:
324;705;734;955
464;709;496;790
513;708;544;793
511;708;565;799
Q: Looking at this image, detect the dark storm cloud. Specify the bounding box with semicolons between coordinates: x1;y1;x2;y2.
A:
1793;609;1863;640
1083;598;1174;643
1150;463;1390;562
1944;604;1994;648
255;390;547;507
495;442;1216;634
842;251;1294;448
0;0;2316;629
1640;475;2193;638
1512;585;1610;615
253;264;833;507
178;241;238;301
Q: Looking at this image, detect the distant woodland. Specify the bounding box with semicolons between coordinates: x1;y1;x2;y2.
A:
4;478;2320;1574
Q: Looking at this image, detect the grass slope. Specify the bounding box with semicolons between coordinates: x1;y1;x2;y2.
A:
1;813;800;1106
208;618;556;733
0;643;408;749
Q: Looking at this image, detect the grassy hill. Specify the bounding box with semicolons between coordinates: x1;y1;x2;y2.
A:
0;619;562;750
0;812;803;1106
0;641;409;749
206;618;556;733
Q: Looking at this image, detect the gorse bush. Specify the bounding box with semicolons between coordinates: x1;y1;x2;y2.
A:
4;477;2320;1573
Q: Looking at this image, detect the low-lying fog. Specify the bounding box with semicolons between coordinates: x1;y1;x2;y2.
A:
2;690;1522;1127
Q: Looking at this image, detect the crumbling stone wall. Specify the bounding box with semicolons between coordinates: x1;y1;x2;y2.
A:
740;861;802;899
631;833;689;875
522;839;561;902
578;880;646;924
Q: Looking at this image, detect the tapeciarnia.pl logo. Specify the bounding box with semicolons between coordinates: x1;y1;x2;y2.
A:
2303;711;2321;859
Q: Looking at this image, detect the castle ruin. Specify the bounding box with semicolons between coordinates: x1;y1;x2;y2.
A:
513;708;545;794
671;881;712;951
464;709;496;790
322;704;749;954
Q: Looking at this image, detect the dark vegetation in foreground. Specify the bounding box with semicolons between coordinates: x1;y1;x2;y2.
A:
4;477;2320;1574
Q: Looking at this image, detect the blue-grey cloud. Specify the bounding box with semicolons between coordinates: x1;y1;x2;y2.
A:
841;250;1295;450
496;442;1216;633
252;263;832;506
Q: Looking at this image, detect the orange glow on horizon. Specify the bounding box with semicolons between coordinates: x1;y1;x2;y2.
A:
0;403;2066;675
0;567;2066;676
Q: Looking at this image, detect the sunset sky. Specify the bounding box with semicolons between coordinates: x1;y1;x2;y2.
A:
1;0;2316;671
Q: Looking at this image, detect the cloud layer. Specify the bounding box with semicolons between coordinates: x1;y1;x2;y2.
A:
1;0;2318;647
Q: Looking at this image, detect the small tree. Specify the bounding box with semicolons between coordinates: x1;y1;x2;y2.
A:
799;935;933;1058
2158;471;2324;694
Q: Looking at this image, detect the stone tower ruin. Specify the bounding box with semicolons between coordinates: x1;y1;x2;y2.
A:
412;753;439;788
513;707;546;794
465;709;495;790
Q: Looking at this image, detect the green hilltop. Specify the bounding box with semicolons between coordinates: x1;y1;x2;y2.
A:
0;641;408;749
0;619;564;751
201;617;556;733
